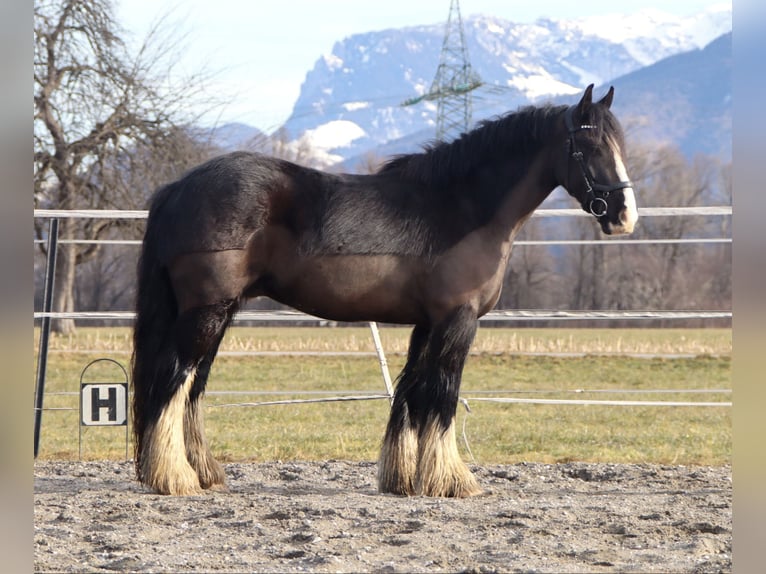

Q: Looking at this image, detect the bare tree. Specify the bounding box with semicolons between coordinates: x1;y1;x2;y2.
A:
499;218;560;311
553;141;732;325
34;0;218;333
73;127;220;317
628;146;713;309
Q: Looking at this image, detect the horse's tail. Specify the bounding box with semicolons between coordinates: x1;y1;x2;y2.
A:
130;185;180;482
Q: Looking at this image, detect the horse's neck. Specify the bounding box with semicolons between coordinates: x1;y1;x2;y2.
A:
483;151;558;244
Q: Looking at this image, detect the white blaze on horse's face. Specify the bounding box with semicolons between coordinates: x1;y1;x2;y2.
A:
607;136;638;235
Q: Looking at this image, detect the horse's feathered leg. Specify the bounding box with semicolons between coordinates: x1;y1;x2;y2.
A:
378;325;429;495
414;305;481;497
134;300;236;495
137;364;200;495
182;300;237;490
132;220;199;496
379;306;482;497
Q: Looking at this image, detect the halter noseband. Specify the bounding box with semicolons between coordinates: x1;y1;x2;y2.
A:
564;106;632;217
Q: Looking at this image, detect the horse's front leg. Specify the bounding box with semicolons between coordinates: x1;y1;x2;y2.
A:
378;325;429;496
379;306;482;497
414;305;482;497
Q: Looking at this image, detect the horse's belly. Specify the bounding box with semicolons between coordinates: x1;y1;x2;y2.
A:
271;254;424;324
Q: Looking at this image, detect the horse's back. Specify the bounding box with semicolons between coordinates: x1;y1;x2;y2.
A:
149;151;455;261
144;150;495;323
148;152;292;263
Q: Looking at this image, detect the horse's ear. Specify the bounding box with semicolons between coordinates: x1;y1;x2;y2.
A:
576;84;595;115
598;86;615;109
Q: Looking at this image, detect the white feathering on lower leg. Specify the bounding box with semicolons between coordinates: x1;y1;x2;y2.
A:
141;369;201;495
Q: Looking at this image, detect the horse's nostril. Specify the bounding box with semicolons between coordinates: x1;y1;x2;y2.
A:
616;208;636;234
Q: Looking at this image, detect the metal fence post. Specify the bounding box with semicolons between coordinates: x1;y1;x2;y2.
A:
368;321;394;405
34;217;59;458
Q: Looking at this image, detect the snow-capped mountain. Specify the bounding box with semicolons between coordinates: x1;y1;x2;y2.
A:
279;4;731;167
565;4;731;63
608;32;732;160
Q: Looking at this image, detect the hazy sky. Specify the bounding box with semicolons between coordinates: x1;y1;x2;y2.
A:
117;1;730;131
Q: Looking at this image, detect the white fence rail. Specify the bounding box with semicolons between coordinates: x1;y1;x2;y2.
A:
32;206;734;219
33;309;732;322
32;206;732;325
33;206;733;247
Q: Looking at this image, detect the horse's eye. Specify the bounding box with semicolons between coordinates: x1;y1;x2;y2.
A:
581;141;604;156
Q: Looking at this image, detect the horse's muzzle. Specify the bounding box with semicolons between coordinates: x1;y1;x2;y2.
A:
603;188;638;235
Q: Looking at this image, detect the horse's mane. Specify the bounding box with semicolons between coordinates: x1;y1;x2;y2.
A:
377;102;622;189
377;104;565;188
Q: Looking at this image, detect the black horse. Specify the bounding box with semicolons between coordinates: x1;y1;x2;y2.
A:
131;85;637;497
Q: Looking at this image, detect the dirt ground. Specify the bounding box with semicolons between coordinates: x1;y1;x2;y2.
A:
34;460;731;573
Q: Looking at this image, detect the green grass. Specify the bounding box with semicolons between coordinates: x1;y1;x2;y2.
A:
34;327;731;465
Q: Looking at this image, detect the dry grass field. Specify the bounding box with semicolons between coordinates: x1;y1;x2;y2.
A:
34;326;731;465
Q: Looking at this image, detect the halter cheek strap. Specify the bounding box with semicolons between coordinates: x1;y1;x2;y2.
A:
564;106;632;218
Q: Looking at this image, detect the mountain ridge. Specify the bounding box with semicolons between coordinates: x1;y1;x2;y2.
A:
212;6;732;167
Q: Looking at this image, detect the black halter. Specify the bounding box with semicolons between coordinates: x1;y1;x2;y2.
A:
564;106;633;217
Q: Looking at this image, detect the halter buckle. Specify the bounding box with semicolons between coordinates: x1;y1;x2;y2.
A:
589;197;608;217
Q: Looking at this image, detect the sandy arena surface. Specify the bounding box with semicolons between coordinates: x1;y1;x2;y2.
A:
34;460;731;573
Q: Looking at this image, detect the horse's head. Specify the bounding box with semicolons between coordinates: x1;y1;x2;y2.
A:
557;85;638;235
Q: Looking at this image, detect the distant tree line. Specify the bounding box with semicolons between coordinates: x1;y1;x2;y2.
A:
34;0;219;333
497;143;731;327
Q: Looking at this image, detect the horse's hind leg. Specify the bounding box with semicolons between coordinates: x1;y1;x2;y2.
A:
183;301;236;489
139;300;236;495
184;372;224;490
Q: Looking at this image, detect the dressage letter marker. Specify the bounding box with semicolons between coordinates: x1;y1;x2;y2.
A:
81;383;128;426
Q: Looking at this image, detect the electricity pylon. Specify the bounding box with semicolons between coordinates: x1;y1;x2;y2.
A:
403;0;482;141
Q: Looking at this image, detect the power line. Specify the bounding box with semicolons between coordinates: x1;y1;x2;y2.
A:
402;0;482;141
